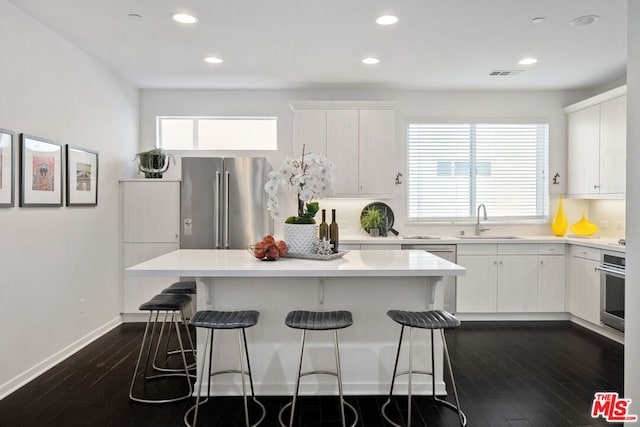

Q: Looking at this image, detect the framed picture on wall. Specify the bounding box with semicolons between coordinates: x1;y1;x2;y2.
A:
0;128;15;207
20;134;63;207
66;145;98;206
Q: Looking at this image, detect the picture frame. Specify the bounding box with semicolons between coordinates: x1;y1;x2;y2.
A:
20;134;63;207
65;145;98;206
0;128;15;207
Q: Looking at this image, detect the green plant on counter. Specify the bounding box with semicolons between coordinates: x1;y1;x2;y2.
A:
360;207;384;232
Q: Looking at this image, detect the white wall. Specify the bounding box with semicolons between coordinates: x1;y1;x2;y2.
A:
140;88;590;236
0;1;138;398
625;0;640;413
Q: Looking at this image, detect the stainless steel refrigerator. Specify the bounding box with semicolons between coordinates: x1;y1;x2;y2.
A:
180;157;273;249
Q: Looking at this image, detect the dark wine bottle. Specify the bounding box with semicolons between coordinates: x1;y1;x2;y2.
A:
329;209;339;253
319;209;329;241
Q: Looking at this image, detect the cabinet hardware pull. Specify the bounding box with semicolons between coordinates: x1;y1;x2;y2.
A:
594;184;600;189
395;172;403;185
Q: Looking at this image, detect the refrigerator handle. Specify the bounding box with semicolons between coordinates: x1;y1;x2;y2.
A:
224;171;230;249
215;171;221;249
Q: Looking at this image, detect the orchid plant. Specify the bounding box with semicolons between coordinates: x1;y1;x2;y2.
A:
265;145;335;224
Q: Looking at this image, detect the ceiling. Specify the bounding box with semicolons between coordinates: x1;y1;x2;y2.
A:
8;0;628;91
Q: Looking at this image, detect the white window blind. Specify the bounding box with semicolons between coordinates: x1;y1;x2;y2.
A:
407;122;548;222
157;116;278;150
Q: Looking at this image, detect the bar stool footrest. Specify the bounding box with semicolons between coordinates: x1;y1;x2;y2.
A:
381;396;467;427
278;398;358;427
185;396;266;427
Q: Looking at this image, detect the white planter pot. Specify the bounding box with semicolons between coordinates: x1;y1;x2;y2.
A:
283;223;318;255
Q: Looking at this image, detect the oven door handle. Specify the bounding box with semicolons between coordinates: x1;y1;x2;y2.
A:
596;265;626;277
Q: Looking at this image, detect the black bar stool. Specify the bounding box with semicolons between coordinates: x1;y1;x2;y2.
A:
184;310;266;427
381;310;466;427
278;310;358;427
162;280;197;317
129;293;195;404
161;280;197;358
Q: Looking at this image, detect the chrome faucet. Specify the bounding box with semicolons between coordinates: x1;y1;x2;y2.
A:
476;204;489;236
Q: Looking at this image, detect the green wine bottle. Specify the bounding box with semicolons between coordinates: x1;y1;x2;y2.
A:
329;209;339;253
319;209;329;241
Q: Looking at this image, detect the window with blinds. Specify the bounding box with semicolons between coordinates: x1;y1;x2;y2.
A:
407;122;548;222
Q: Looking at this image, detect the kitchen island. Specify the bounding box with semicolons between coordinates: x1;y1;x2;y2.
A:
127;249;465;396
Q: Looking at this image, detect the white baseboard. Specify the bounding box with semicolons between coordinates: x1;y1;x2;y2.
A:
455;312;570;322
121;313;152;323
193;380;448;397
0;316;122;401
569;315;624;344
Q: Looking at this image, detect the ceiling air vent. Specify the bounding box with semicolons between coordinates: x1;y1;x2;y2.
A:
489;70;524;76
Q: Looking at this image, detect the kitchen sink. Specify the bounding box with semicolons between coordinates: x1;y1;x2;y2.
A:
457;235;522;239
402;235;441;240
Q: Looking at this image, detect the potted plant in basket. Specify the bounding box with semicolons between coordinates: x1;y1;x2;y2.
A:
265;145;334;254
133;148;175;178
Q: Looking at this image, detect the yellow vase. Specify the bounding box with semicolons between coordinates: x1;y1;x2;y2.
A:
551;195;568;236
570;212;599;236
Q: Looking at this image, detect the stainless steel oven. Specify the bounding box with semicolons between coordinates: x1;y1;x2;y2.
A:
597;251;625;332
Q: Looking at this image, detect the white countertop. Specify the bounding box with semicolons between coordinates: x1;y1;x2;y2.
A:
341;234;626;252
126;249;466;278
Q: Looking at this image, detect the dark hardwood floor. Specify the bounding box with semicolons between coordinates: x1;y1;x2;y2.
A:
0;321;623;426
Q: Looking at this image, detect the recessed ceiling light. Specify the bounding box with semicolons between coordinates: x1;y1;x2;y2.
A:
531;17;545;24
376;15;398;26
570;15;599;27
172;13;198;24
362;57;380;65
518;58;538;65
204;56;223;64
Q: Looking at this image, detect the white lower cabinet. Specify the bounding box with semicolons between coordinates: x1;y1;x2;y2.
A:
457;243;566;314
568;246;601;324
497;254;538;312
456;253;498;313
120;180;181;314
123;243;180;313
537;252;566;312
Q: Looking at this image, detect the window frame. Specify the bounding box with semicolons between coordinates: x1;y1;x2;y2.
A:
405;119;550;224
156;116;278;151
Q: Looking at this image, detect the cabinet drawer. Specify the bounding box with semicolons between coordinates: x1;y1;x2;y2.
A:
340;244;361;250
360;244;400;250
538;244;566;255
497;243;538;255
457;243;497;255
570;245;600;261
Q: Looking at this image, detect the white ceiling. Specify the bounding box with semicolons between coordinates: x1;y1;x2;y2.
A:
8;0;628;90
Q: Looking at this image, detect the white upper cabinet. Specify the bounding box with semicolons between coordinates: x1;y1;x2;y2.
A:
292;101;396;197
292;109;326;157
567;105;600;195
565;86;626;198
359;109;395;194
326;109;359;194
599;95;627;194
